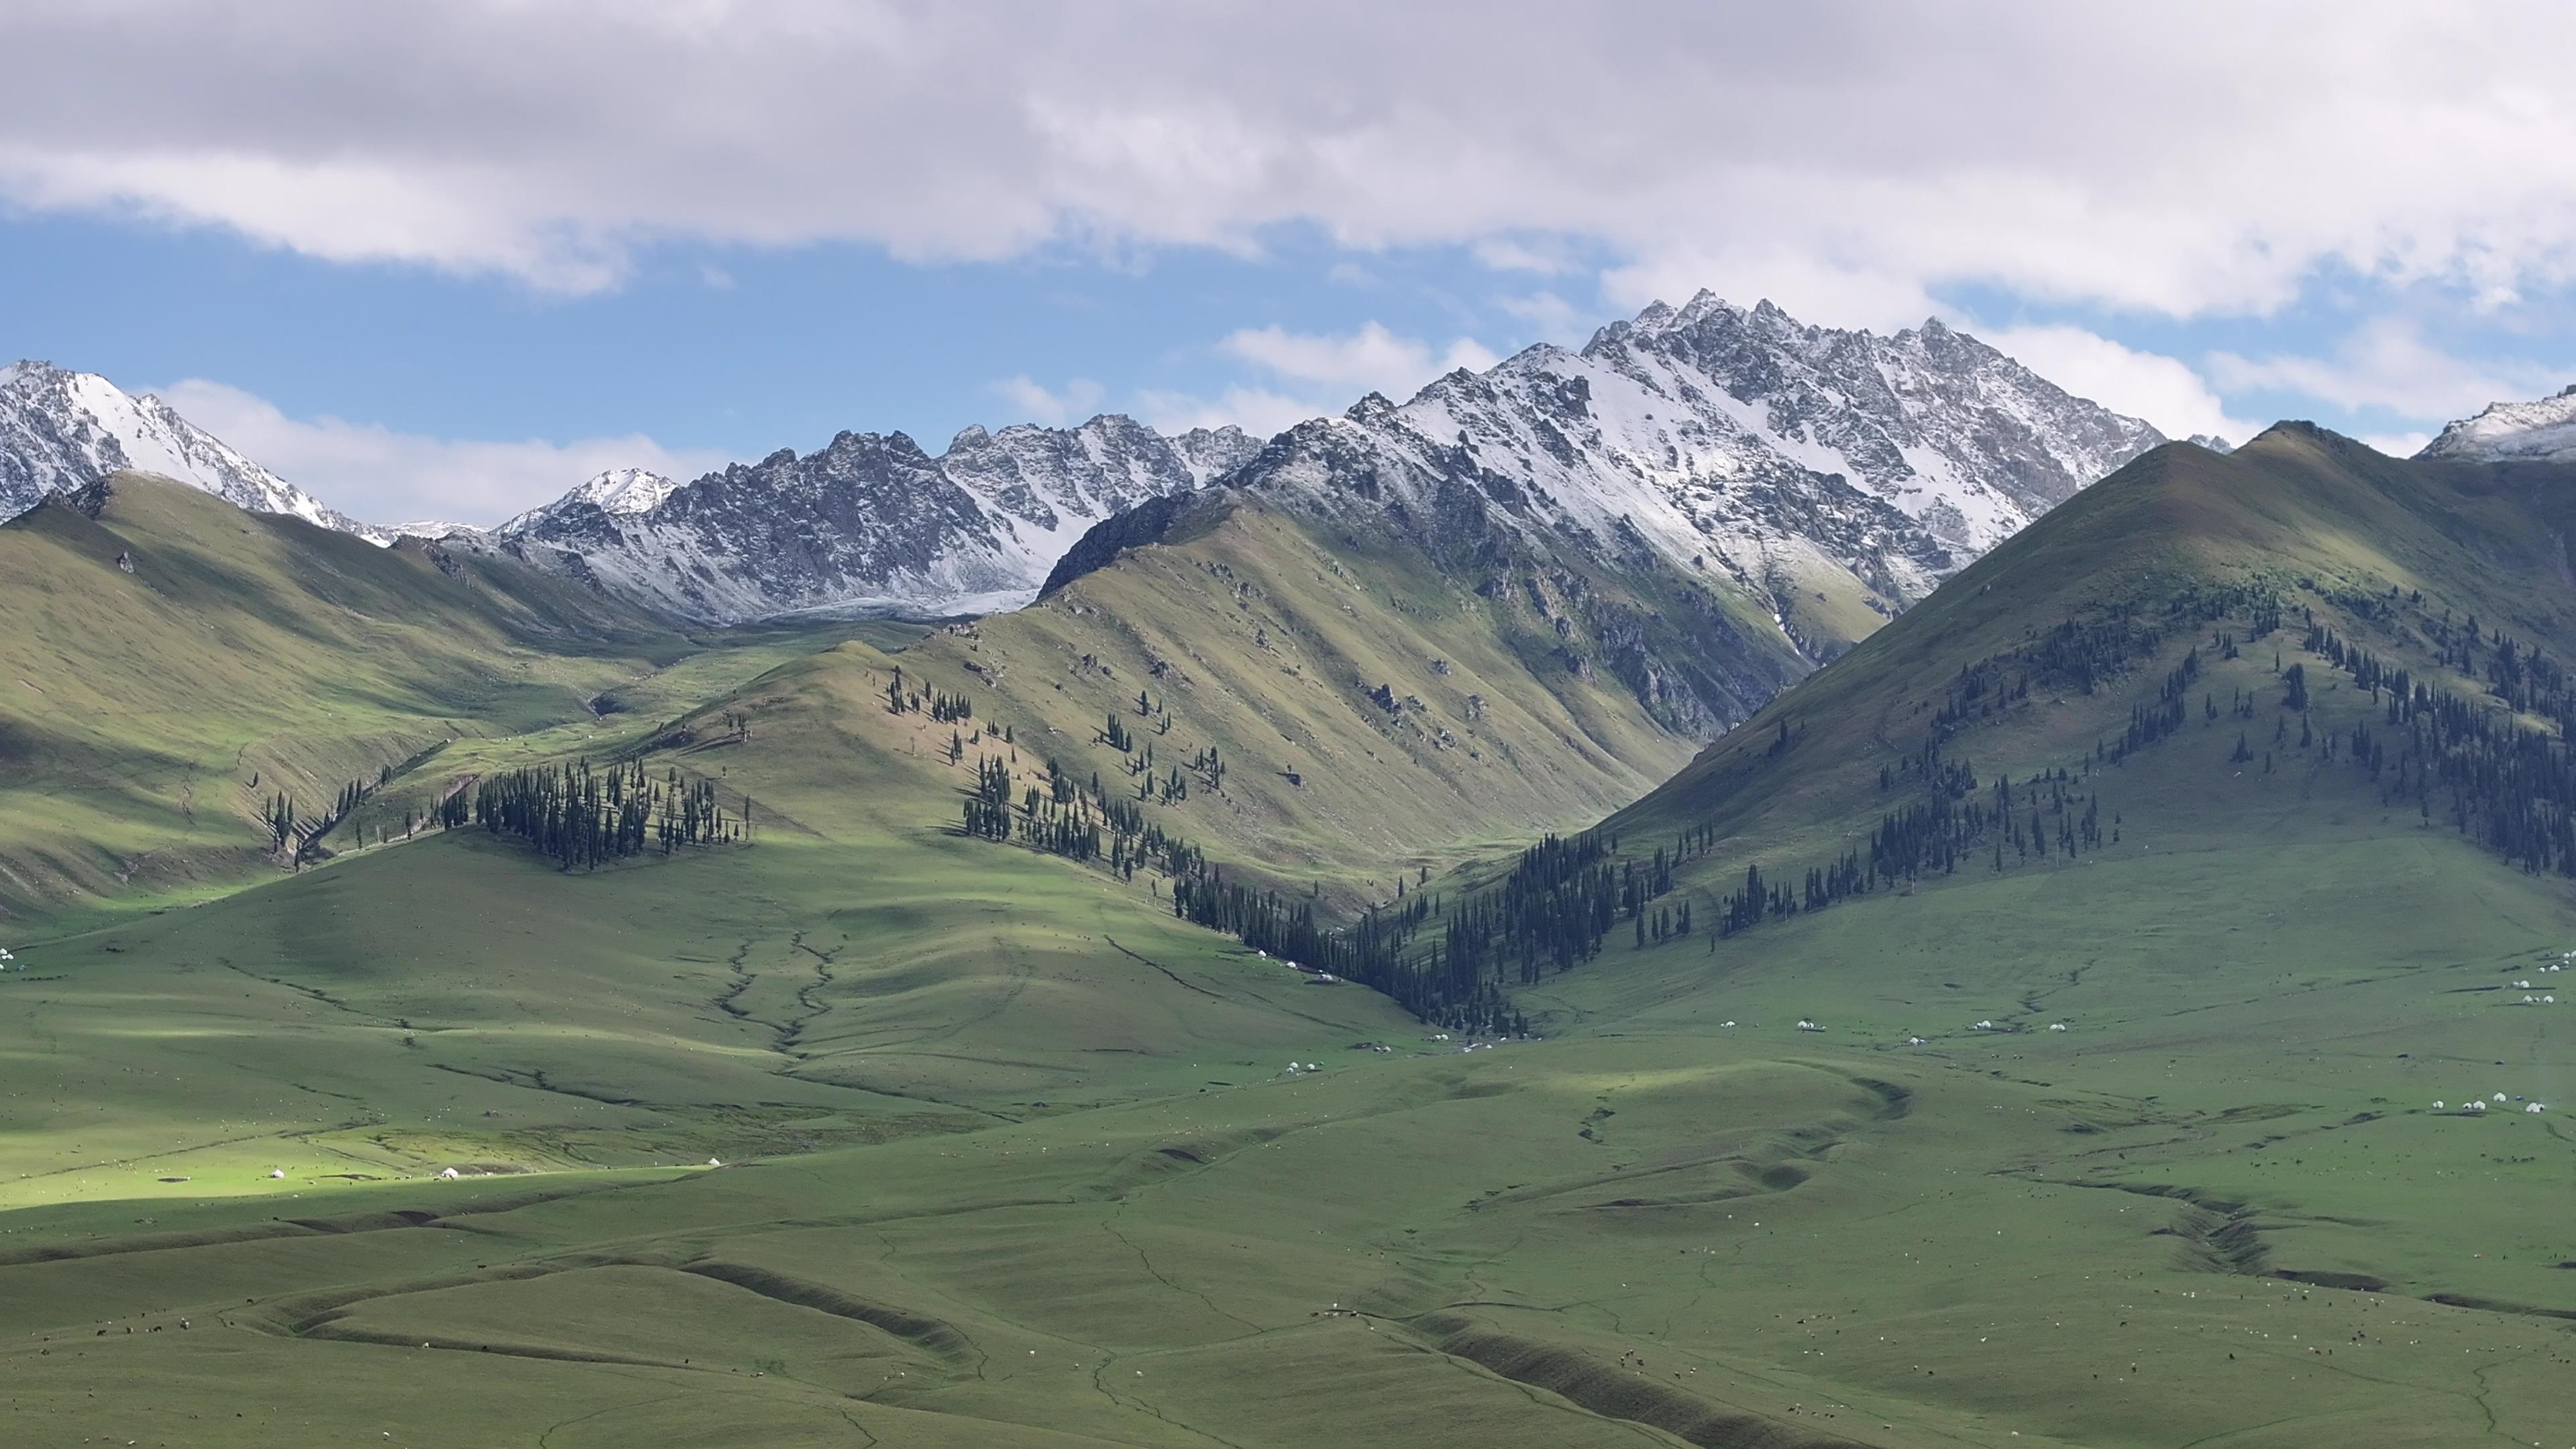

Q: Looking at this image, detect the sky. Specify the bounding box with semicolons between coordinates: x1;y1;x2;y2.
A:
4;1;2575;526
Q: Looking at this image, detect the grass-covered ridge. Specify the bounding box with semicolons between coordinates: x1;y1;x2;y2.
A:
0;472;909;923
3;434;2575;1444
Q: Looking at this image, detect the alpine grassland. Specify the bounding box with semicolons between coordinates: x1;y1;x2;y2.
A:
3;435;2575;1446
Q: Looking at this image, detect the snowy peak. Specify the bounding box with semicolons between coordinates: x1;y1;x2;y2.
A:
489;412;1263;622
2417;385;2576;464
572;467;683;517
498;468;683;534
1566;299;2163;552
0;360;381;540
1198;294;2163;684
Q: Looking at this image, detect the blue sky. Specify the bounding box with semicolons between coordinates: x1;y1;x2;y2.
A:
4;3;2572;524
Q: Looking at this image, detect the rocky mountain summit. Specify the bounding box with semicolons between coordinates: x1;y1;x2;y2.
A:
8;296;2163;629
2417;384;2576;464
504;295;2161;625
1108;294;2163;661
0;361;378;538
483;415;1260;620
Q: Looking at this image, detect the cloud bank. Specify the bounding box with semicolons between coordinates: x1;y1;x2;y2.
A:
158;380;729;527
3;1;2571;335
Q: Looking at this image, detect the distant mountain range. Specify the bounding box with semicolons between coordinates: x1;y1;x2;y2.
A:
15;310;2562;628
478;416;1260;619
0;361;380;539
2417;383;2576;463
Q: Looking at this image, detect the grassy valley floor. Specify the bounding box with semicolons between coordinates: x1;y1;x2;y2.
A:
0;814;2569;1447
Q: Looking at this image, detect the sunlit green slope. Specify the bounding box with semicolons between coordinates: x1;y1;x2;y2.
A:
5;429;2575;1447
699;488;1815;904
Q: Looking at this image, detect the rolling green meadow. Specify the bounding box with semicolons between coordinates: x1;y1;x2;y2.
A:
3;439;2575;1447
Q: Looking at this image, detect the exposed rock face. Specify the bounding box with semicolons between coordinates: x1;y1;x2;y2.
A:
7;294;2159;633
1036;295;2163;737
0;361;379;538
1215;292;2159;645
2418;384;2576;464
490;416;1260;620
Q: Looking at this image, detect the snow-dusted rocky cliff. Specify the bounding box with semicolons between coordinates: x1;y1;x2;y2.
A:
486;416;1260;619
0;361;378;538
2418;385;2576;464
1195;294;2162;639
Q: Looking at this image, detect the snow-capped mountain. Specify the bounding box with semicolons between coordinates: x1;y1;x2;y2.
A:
501;468;682;531
490;416;1260;620
0;360;381;539
497;295;2156;626
2417;385;2576;464
1181;294;2161;642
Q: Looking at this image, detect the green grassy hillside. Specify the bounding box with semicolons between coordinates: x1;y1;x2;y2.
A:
5;432;2576;1446
0;473;890;924
712;490;1815;904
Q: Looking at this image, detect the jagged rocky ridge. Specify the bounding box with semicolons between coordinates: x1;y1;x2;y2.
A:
511;294;2166;625
484;417;1260;620
0;361;380;539
2417;384;2576;464
1061;294;2163;658
8;295;2167;633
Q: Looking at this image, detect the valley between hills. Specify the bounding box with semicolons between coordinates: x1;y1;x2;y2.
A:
3;377;2575;1446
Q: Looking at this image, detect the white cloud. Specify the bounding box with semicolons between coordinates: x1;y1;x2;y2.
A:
1134;386;1321;439
5;3;2575;322
1493;290;1597;347
2206;319;2570;421
1978;324;2259;444
1472;237;1583;276
156;380;731;527
1601;250;1942;336
1140;320;1500;437
1218;322;1496;396
990;375;1104;425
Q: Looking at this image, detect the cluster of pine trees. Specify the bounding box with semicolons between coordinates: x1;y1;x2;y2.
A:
883;665;975;723
2310;625;2576;875
961;753;1203;881
470;759;743;871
